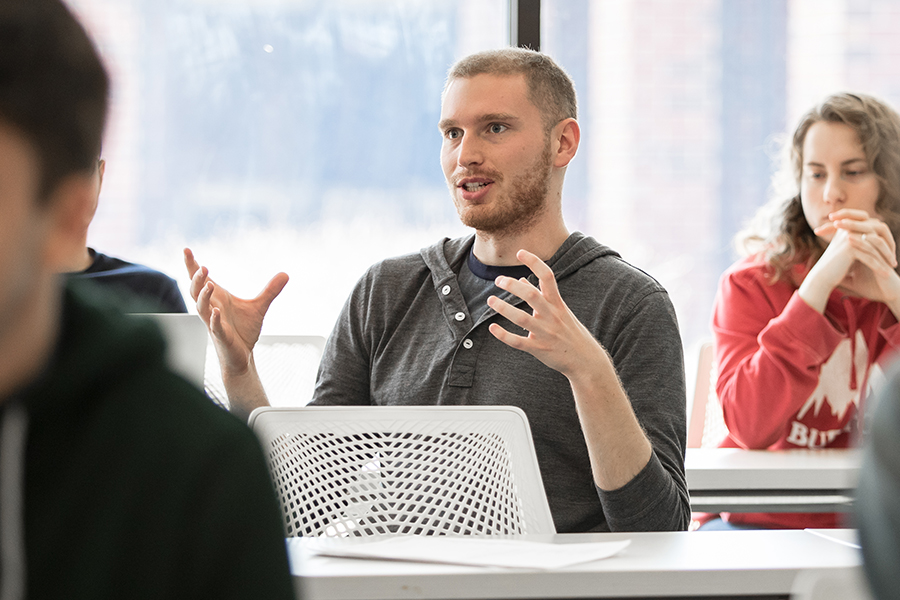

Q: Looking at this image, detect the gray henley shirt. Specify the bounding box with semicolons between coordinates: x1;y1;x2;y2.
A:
312;232;690;532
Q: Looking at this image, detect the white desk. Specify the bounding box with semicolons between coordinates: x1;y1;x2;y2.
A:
686;448;861;512
289;529;862;599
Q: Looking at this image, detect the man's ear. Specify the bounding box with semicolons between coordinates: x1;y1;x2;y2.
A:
552;118;580;169
41;174;95;270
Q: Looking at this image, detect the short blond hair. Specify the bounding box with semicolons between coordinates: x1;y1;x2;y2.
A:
445;48;577;132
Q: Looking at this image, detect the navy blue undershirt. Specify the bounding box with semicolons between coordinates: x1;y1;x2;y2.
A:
466;248;533;281
457;248;534;323
66;248;188;313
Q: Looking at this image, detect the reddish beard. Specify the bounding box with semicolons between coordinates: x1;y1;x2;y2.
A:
452;141;553;236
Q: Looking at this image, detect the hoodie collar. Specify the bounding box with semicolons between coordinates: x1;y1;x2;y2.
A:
17;283;167;421
420;231;621;289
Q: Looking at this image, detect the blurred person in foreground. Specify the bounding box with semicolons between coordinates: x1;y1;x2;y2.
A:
0;0;295;597
186;48;690;533
704;92;900;530
856;360;900;600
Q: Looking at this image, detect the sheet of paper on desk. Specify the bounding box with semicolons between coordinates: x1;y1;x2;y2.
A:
306;536;631;570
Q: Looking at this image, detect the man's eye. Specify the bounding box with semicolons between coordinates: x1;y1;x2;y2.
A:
489;124;507;134
445;129;460;140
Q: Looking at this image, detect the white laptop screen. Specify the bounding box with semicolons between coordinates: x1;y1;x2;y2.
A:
130;313;209;389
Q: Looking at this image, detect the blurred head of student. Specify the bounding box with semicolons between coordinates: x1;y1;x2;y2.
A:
439;48;579;235
86;154;106;228
0;0;108;387
740;93;900;279
56;153;106;272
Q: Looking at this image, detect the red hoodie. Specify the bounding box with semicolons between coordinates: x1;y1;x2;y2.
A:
711;255;900;528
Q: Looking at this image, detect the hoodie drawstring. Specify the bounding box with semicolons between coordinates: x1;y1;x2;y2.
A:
0;401;28;600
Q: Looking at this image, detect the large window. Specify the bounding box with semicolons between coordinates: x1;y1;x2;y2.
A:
71;0;900;356
68;0;507;336
543;0;900;357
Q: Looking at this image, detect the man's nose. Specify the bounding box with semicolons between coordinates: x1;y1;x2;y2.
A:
457;133;484;167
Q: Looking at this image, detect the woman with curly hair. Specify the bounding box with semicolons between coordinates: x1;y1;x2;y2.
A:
706;92;900;530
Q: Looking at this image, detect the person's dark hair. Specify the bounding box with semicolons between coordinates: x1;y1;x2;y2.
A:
738;92;900;280
446;48;577;133
0;0;109;203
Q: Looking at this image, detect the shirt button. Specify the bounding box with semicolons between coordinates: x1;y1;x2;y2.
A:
454;312;466;321
441;285;451;295
463;339;474;349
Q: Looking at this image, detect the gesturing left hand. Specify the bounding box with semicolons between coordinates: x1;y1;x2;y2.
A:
490;250;654;492
487;249;604;379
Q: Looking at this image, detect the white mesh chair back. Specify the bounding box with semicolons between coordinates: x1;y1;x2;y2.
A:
248;406;556;537
205;335;325;408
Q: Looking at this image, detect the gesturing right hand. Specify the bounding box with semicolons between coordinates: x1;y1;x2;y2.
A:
183;248;289;376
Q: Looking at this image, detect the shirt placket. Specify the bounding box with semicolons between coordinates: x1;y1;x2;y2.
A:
434;276;483;388
436;275;531;388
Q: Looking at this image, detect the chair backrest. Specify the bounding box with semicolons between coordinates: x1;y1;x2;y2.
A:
687;341;728;448
205;334;326;408
248;405;556;537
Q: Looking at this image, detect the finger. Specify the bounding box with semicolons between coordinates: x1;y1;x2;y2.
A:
209;307;228;342
871;220;897;258
849;242;897;280
829;208;871;222
814;222;837;236
495;275;544;307
832;217;879;234
189;265;210;301
487;294;535;331
516;249;562;302
184;247;200;279
254;272;290;310
830;215;896;255
837;219;899;267
488;322;529;351
196;280;215;322
861;232;898;268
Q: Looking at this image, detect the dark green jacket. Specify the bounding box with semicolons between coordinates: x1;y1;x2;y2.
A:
0;284;295;599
